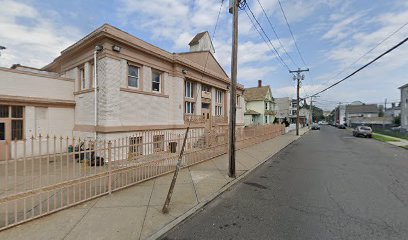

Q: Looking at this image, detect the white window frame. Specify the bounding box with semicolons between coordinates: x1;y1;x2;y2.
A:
185;81;194;98
80;68;86;90
185;102;194;115
127;65;140;89
152;70;162;93
215;90;223;104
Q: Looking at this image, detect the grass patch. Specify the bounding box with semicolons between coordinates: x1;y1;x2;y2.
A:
372;133;400;142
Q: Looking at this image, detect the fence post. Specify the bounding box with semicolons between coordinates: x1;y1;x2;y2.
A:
108;141;112;195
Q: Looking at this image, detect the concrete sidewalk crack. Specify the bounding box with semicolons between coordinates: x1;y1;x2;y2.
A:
62;199;99;240
138;179;156;240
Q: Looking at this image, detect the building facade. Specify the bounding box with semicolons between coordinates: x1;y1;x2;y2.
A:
243;80;275;126
0;24;245;160
400;84;408;130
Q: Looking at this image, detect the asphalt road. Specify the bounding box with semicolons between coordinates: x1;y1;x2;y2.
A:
163;126;408;240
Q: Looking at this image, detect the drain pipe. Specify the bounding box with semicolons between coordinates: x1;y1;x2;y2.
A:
94;45;103;140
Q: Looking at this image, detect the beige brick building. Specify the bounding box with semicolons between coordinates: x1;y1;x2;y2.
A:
0;24;245;159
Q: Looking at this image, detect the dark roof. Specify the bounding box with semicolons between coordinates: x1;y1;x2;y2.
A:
345;104;378;114
188;32;208;46
244;86;272;101
244;110;261;115
399;83;408;89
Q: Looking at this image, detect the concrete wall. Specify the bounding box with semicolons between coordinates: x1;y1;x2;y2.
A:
0;68;74;101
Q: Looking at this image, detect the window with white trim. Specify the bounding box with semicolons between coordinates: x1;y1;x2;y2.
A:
152;70;161;92
80;68;85;90
128;65;139;88
185;81;194;98
185;102;194;114
215;89;224;116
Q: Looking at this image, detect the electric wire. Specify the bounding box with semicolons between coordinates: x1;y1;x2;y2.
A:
311;37;408;97
244;2;292;72
256;0;299;68
277;0;307;66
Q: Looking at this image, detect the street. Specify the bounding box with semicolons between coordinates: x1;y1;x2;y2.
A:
164;126;408;240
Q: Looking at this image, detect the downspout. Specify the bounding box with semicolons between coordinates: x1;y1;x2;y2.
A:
94;45;103;140
94;50;97;140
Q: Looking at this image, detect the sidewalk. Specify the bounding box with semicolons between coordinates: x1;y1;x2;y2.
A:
372;132;408;147
0;128;308;240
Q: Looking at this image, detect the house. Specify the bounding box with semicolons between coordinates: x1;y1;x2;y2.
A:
400;83;408;130
243;80;274;126
345;102;379;126
0;24;245;160
334;105;346;125
274;97;290;123
384;102;401;117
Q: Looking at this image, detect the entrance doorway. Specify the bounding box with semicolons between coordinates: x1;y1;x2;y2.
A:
0;120;10;160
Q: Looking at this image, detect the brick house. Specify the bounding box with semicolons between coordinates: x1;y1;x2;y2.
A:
0;24;245;160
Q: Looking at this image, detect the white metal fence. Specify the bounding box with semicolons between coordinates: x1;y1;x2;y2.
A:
0;124;284;230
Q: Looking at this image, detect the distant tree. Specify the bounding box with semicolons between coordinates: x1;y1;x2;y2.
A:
273;117;279;124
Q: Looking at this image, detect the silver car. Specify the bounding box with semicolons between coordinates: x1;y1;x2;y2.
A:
353;126;372;138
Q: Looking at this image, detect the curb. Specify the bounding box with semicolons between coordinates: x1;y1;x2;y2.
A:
146;131;306;240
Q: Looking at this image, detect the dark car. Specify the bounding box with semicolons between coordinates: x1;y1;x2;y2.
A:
311;123;320;130
338;124;346;129
353;126;373;138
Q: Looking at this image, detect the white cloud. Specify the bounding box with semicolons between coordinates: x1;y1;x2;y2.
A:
0;0;81;68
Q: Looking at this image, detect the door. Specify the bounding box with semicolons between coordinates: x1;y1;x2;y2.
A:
0;120;10;161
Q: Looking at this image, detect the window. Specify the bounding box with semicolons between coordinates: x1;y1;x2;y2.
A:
202;84;211;93
128;65;139;88
185;81;194;98
0;122;5;140
11;120;23;140
215;89;223;116
215;90;223;104
265;102;268;110
215;106;223;116
0;105;9;118
80;68;85;90
152;70;161;92
237;95;241;107
265;116;268;124
129;136;143;156
153;135;164;152
185;102;194;114
90;63;94;88
12;106;23;118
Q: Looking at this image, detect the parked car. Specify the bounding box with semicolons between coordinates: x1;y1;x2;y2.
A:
338;124;346;129
391;126;401;131
311;123;320;130
353;126;373;138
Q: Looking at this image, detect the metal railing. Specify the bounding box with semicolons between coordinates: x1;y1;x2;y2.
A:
0;124;284;230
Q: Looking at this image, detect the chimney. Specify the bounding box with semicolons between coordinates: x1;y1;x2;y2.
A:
258;80;262;87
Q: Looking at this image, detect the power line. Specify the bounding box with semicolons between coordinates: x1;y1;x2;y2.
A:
311;37;408;97
255;0;298;68
277;0;307;66
244;2;292;71
320;20;408;88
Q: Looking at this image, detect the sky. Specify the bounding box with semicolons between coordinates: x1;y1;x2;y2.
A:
0;0;407;110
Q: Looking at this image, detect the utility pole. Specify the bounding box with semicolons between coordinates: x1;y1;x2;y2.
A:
310;95;319;126
289;68;309;136
228;0;240;178
383;98;387;129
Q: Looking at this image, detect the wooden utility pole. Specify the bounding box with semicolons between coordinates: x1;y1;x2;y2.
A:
228;0;239;178
289;68;309;136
